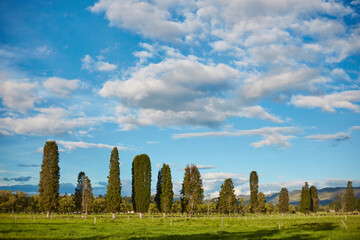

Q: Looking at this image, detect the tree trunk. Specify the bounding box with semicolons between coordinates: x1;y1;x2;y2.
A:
139;212;143;218
112;213;115;220
46;212;50;218
163;212;166;218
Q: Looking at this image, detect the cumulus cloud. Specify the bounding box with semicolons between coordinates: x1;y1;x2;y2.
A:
89;0;204;42
240;68;319;102
56;140;128;151
81;54;117;72
0;81;40;113
43;77;80;98
0;107;113;136
291;90;360;112
173;126;299;149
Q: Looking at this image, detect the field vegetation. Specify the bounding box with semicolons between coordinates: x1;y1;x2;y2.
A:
1;213;359;239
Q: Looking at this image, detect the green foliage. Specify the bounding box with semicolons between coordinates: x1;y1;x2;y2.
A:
82;176;93;214
344;181;357;212
3;213;360;239
330;194;343;212
357;197;360;211
238;198;247;215
132;154;151;214
299;182;311;214
0;190;31;213
266;202;275;214
310;185;319;213
58;195;75;214
278;187;289;213
171;200;182;214
38;140;60;216
180;164;204;217
256;192;266;214
160;164;173;214
217;178;238;215
106;147;122;213
249;171;258;214
91;197;106;214
74;172;85;213
148;203;159;214
154;169;162;212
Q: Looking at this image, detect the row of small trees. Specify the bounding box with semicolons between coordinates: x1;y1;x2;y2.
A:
33;141;360;217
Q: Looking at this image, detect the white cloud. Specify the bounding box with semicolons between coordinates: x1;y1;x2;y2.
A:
0;107;113;136
240;68;319;102
56;140;128;151
306;132;350;142
81;54;117;72
173;126;299;149
89;0;203;42
0;81;40;113
43;77;80;98
291;90;360;112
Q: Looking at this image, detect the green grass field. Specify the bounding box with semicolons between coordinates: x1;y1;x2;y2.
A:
1;213;359;239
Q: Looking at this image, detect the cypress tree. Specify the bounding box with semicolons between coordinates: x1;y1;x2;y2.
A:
310;185;319;213
160;164;173;217
217;178;238;215
357;197;360;212
344;181;357;212
132;154;151;218
180;164;204;217
299;182;311;214
74;171;85;213
38;140;60;218
249;171;258;214
155;168;162;212
106;147;121;219
82;175;93;215
278;187;289;213
257;192;266;214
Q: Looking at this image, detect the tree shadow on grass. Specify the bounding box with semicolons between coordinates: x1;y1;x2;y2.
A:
127;229;320;240
294;222;337;231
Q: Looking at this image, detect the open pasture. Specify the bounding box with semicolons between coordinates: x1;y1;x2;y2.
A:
1;213;359;239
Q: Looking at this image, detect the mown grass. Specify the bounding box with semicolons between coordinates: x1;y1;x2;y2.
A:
0;213;359;239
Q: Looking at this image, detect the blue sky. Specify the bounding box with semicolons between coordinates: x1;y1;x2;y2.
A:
0;0;360;198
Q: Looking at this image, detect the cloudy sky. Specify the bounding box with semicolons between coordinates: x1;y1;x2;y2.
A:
0;0;359;198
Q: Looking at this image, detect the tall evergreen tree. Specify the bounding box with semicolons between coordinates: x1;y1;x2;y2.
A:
299;182;311;214
155;168;162;212
106;147;121;219
74;171;85;213
310;185;319;213
160;164;173;217
38;140;60;218
257;192;266;214
180;164;204;217
249;171;258;214
82;176;93;215
132;154;151;218
278;187;289;213
357;197;360;212
344;181;357;212
217;178;237;215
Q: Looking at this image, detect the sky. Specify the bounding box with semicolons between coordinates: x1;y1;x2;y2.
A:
0;0;360;198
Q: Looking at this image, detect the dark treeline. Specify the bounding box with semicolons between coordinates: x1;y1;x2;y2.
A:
1;140;359;216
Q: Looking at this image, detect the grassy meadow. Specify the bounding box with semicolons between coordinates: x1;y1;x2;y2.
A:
0;213;360;239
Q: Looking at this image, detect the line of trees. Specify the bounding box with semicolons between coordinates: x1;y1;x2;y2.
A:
3;141;358;216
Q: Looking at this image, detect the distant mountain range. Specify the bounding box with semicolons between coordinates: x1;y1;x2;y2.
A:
1;184;359;206
237;187;360;206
